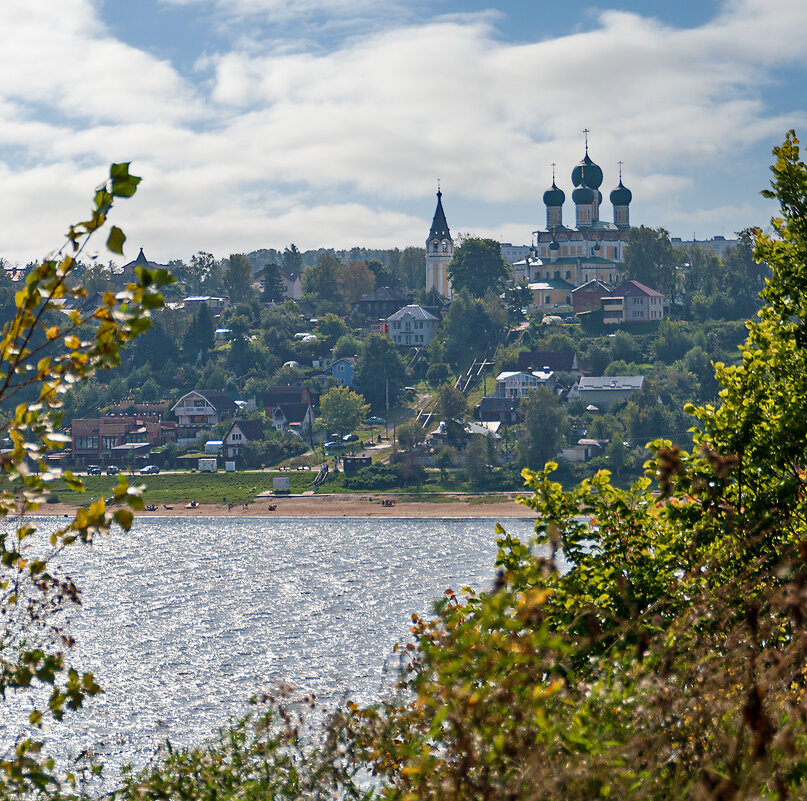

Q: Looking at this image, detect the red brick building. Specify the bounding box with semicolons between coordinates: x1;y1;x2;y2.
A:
71;416;177;466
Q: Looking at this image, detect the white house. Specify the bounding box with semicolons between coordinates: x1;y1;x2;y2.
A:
569;376;644;411
494;370;558;399
387;305;440;347
171;390;238;444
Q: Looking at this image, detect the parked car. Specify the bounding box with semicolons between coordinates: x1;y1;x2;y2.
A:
106;465;120;475
139;464;160;474
87;465;101;475
342;433;359;443
364;416;384;425
323;441;340;451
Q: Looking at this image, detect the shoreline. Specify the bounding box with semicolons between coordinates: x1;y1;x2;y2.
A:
35;493;537;519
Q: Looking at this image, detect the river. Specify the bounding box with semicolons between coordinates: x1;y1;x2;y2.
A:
2;515;553;778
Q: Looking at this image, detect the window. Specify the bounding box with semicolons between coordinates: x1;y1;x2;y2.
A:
442;242;447;252
102;436;117;452
433;243;438;252
76;435;98;450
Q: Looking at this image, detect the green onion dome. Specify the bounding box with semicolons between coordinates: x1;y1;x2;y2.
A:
549;238;560;252
543;181;565;207
610;179;632;205
572;153;603;190
572;184;596;204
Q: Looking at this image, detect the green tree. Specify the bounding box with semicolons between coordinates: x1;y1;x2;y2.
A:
447;238;510;298
353;334;407;411
301;253;346;315
282;243;304;274
441;290;502;370
517;385;567;468
223;253;254;303
261;262;286;303
319;386;369;435
433;382;468;446
183;302;215;360
397;419;426;451
0;164;168;797
623;225;677;298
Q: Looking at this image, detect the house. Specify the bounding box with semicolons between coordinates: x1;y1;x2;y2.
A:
387;304;440;347
224;419;265;458
516;350;579;375
278;265;303;300
171;390;238;443
569;376;645;411
571;279;613;314
610;280;664;323
184;296;229;315
118;248;170;286
353;286;412;320
71;416;176;466
494;371;558;399
527;279;574;309
561;438;604;462
264;386;319;416
321;357;356;387
271;403;314;434
474;396;522;426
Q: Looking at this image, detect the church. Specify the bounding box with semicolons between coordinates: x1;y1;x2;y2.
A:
523;136;632;290
424;137;633;298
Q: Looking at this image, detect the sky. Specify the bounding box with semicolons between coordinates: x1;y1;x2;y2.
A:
0;0;805;266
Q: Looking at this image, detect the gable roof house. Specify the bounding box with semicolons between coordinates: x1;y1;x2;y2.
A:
271;403;315;434
353;286;412;320
320;357;356;388
516;350;579;375
171;390;238;444
609;280;664;323
264;386;319;416
224;419;265;458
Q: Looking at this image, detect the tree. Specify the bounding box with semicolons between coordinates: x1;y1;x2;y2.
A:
517;385;567;468
319;386;369;435
441;290;502;370
182;302;215;360
622;225;677;298
397;419;426;451
339;260;376;305
261;262;286;303
0;164;168;796
223;253;254;304
301;253;346;315
352;333;408;411
433;382;468;446
282;243;304;274
447;238;510;298
504;280;533;323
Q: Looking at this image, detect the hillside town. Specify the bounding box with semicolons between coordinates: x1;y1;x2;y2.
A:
3;143;766;491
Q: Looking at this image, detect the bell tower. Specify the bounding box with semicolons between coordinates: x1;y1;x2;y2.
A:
425;184;454;299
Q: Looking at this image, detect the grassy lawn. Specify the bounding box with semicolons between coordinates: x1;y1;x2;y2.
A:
46;470;326;505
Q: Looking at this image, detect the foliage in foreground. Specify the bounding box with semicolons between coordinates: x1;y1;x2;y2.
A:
118;132;807;800
6;133;807;801
0;165;171;798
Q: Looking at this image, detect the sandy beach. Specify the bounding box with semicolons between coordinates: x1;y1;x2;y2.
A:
37;492;537;519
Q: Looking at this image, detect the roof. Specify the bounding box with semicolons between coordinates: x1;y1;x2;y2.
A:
264;386;313;405
527;279;574;291
355;286;410;304
577;376;644;391
322;357;356;373
516;351;577;373
613;279;663;297
475;396;521;412
228;419;264;441
274;402;312;424
428;190;451;241
172;390;238;412
571;280;613;294
495;370;555;382
387;304;438;322
122;248;166;272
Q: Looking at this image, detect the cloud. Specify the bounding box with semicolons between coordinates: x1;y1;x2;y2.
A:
0;0;805;264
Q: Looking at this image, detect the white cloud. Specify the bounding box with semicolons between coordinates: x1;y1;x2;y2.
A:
0;0;805;264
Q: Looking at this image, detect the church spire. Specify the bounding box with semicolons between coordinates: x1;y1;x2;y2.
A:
429;185;451;240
